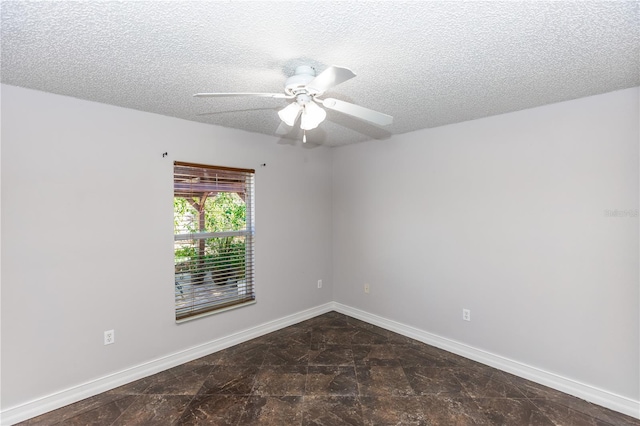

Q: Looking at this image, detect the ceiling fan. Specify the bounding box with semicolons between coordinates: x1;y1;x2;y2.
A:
193;65;393;142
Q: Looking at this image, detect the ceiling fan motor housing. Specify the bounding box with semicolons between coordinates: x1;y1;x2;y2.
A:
284;65;316;95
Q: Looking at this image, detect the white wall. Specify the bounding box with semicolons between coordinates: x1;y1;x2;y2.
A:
0;84;333;409
332;88;639;400
2;83;638;415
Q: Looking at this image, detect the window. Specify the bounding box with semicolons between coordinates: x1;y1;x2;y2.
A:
173;161;255;321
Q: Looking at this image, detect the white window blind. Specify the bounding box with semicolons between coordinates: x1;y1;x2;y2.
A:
174;162;255;321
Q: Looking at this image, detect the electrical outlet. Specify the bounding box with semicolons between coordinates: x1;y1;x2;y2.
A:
364;283;370;294
462;309;471;322
317;279;322;289
104;330;115;345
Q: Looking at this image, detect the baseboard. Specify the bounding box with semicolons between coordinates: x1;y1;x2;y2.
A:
0;302;335;426
333;302;640;420
4;301;638;424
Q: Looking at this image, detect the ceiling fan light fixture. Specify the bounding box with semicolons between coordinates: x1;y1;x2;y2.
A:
300;100;327;130
278;102;302;126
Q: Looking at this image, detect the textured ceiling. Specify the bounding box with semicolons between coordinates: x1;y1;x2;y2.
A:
1;1;639;147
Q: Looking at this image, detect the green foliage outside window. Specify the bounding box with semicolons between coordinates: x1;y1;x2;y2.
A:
174;192;247;284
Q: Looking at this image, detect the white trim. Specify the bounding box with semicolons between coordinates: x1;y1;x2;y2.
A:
332;302;640;420
0;302;335;426
175;299;256;323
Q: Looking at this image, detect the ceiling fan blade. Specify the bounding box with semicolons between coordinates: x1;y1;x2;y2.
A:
321;98;393;126
306;66;356;94
193;92;292;99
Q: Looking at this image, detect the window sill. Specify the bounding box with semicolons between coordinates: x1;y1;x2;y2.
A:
175;300;256;324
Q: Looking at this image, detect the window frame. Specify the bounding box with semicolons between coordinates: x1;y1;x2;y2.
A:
173;161;255;322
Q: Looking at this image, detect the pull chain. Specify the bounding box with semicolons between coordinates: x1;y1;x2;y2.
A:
303;130;307;143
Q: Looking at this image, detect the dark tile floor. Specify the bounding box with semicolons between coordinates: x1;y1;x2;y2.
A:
19;311;640;425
